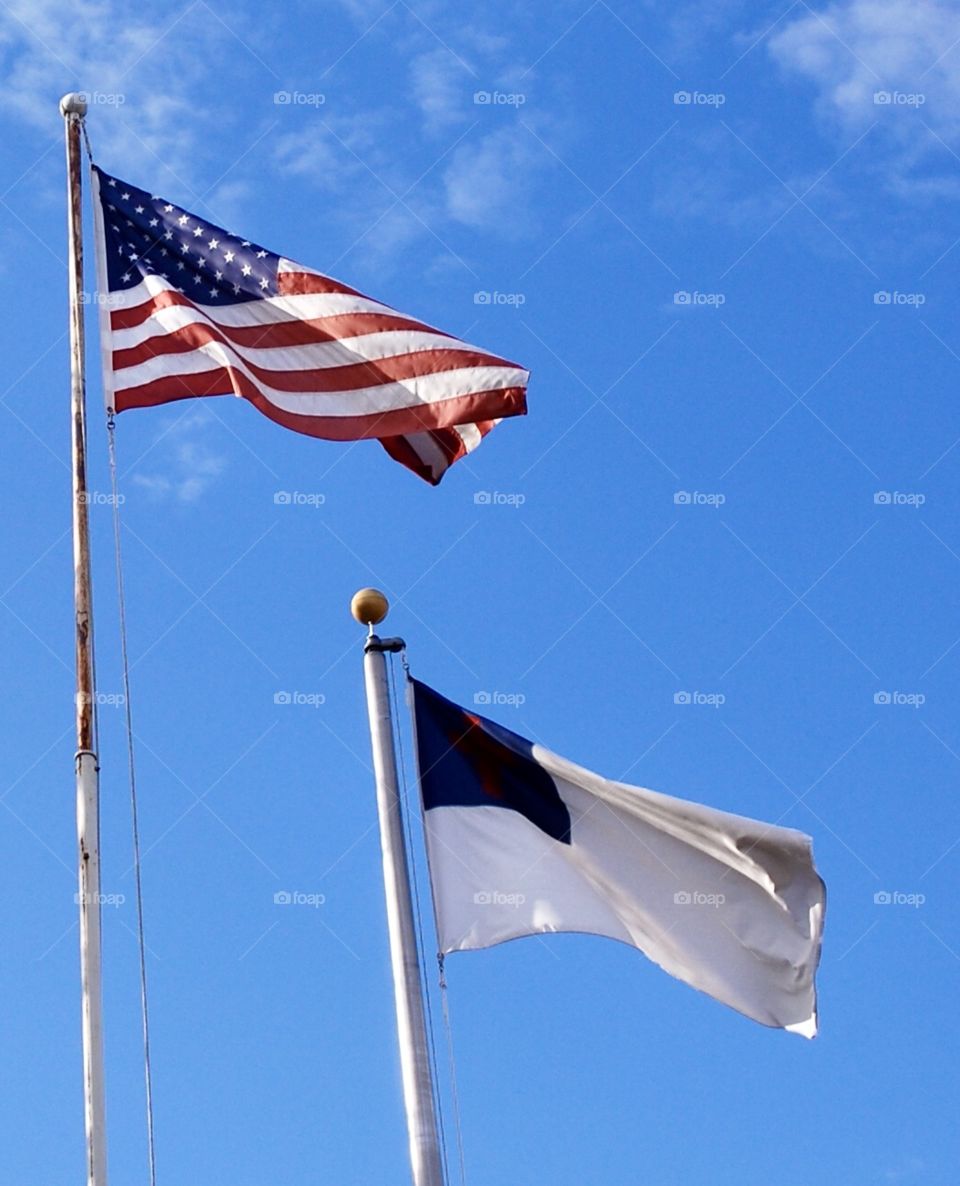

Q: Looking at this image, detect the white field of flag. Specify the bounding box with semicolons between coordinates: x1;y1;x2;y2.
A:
412;679;825;1037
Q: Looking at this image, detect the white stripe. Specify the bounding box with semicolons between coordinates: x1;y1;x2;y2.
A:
115;348;526;418
397;432;451;481
453;423;483;454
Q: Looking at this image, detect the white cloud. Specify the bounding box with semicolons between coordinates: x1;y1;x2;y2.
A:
130;408;227;503
410;48;471;133
443;124;545;234
273;126;359;190
769;0;960;140
0;0;273;187
661;0;750;63
651;127;796;229
884;1156;926;1182
349;204;431;272
329;0;396;23
273;112;393;191
203;179;256;233
270;98;558;271
270;8;563;257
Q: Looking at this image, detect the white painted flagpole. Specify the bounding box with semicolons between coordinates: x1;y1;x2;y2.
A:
353;589;445;1186
61;91;109;1186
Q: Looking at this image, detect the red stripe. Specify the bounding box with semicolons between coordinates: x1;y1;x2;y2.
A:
278;270;365;298
114;327;515;392
250;390;523;444
113;368;527;441
366;420;496;483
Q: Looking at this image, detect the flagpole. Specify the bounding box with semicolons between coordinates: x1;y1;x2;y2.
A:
353;589;445;1186
61;91;109;1186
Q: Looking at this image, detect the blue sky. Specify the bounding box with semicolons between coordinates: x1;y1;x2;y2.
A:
1;1;959;1182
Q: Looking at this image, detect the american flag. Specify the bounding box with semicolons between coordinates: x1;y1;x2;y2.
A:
91;166;528;483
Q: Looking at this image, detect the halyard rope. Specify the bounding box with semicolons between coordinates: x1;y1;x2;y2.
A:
438;954;468;1186
106;418;158;1186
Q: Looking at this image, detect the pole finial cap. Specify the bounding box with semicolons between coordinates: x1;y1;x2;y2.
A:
60;92;88;117
351;587;389;626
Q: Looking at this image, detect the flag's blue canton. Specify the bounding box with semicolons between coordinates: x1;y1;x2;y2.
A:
95;166;280;306
412;680;571;844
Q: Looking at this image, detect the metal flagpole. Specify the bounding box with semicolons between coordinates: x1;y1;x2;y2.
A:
61;91;109;1186
353;588;445;1186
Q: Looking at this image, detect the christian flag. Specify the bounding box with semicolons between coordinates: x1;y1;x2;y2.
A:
411;680;825;1036
90;167;528;483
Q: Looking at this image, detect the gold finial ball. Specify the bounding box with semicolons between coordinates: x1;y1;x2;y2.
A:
351;587;389;626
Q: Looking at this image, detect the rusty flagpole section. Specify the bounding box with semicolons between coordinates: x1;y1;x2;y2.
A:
61;90;109;1186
